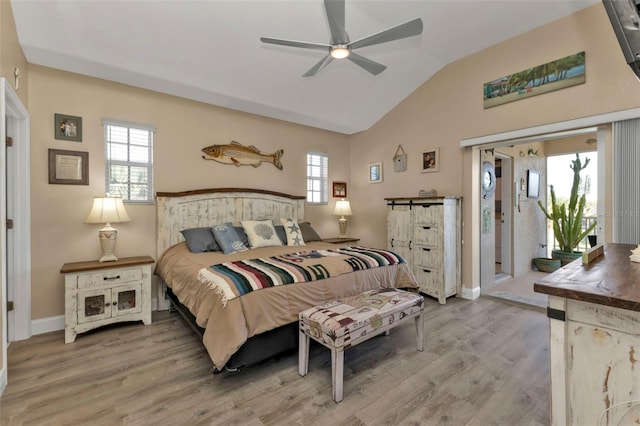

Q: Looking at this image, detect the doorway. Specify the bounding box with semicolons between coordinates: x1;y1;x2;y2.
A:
473;127;605;308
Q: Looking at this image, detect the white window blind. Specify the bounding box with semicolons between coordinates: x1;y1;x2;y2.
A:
307;152;328;204
613;118;640;243
103;119;154;203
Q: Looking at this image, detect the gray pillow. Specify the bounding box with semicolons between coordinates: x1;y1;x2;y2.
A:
212;223;248;254
274;225;288;245
181;227;220;253
233;226;251;247
299;222;322;242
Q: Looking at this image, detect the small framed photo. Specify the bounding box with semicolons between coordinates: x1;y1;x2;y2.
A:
333;181;347;198
421;147;440;173
527;169;541;199
54;113;82;142
369;161;383;184
48;149;89;185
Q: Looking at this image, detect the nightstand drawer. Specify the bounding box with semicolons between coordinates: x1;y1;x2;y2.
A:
77;266;143;288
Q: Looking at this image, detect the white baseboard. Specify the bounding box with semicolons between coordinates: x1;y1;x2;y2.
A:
31;315;64;335
460;285;481;301
31;301;163;337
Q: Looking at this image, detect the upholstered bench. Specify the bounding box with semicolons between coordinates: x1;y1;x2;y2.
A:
298;288;425;402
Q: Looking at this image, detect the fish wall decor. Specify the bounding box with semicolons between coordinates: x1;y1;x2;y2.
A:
202;141;284;170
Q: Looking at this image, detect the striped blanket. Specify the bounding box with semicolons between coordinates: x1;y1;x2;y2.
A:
197;246;405;306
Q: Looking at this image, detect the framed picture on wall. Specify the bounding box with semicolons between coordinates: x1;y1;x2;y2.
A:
421;147;439;173
332;181;347;198
369;161;383;183
527;169;540;198
48;149;89;185
54;113;83;142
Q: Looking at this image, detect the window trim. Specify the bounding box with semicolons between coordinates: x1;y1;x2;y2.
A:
102;118;155;204
306;151;329;205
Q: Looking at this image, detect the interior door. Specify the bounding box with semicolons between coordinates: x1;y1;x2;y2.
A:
5;115;14;342
498;154;513;276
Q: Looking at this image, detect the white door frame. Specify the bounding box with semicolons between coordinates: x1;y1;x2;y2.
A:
1;78;31;395
461;108;639;298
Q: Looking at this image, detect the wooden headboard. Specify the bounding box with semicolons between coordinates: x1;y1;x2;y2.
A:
156;188;306;259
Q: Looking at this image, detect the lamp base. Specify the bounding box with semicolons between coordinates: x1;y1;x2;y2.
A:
338;217;348;239
99;253;118;263
98;223;119;262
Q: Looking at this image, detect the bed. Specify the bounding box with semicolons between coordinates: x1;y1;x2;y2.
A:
154;188;419;371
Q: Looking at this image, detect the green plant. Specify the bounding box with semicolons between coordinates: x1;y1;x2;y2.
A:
538;153;597;253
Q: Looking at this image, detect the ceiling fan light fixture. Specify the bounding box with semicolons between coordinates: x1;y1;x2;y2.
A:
330;45;350;59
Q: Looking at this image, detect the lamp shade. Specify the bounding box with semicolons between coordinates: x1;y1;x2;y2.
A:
84;197;131;224
333;200;352;216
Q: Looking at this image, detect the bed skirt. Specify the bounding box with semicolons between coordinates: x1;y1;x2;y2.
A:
165;286;298;371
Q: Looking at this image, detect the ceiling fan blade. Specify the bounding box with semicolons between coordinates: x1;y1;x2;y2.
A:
324;0;347;44
348;52;387;75
348;18;423;50
260;37;330;51
302;54;334;77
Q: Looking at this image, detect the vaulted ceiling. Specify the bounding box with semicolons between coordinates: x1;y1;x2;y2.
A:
11;0;600;134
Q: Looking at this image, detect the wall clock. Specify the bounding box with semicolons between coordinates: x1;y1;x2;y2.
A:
482;161;496;199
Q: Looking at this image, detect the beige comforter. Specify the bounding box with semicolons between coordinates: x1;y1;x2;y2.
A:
155;241;419;369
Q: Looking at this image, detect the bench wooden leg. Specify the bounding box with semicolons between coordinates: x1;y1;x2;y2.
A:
299;330;309;376
415;311;425;352
331;348;344;403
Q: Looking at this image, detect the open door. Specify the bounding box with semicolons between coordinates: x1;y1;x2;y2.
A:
495;153;513;276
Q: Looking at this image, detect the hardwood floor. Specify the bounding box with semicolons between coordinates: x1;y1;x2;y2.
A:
0;297;550;425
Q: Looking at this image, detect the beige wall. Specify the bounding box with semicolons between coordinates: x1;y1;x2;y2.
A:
1;0;28;106
349;4;640;291
28;66;350;319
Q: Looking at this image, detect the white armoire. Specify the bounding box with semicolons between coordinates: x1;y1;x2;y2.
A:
385;197;461;304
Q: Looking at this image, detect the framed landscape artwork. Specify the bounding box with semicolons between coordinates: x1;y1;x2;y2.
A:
483;51;585;109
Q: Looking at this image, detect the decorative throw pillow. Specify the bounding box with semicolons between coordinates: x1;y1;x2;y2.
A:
274;225;288;245
280;218;306;246
180;227;220;253
211;222;248;254
299;222;322;242
233;226;251;247
241;220;283;248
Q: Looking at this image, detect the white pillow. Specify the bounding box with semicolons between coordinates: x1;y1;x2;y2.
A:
280;218;306;246
241;220;283;248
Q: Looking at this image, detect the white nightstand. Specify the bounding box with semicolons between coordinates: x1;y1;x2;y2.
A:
322;237;361;247
60;256;154;343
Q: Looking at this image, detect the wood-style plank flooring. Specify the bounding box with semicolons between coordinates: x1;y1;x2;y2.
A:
0;296;550;425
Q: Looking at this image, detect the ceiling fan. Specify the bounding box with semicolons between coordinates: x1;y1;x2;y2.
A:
260;0;423;77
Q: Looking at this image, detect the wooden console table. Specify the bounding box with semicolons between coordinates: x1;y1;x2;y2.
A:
534;243;640;425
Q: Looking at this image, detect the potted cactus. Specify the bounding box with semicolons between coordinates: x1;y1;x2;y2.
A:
538;153;597;265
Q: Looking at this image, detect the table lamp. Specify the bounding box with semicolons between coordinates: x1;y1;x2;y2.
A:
333;199;352;238
85;196;131;262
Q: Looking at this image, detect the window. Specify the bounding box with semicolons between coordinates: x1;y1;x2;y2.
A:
307;152;328;204
103;119;154;203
